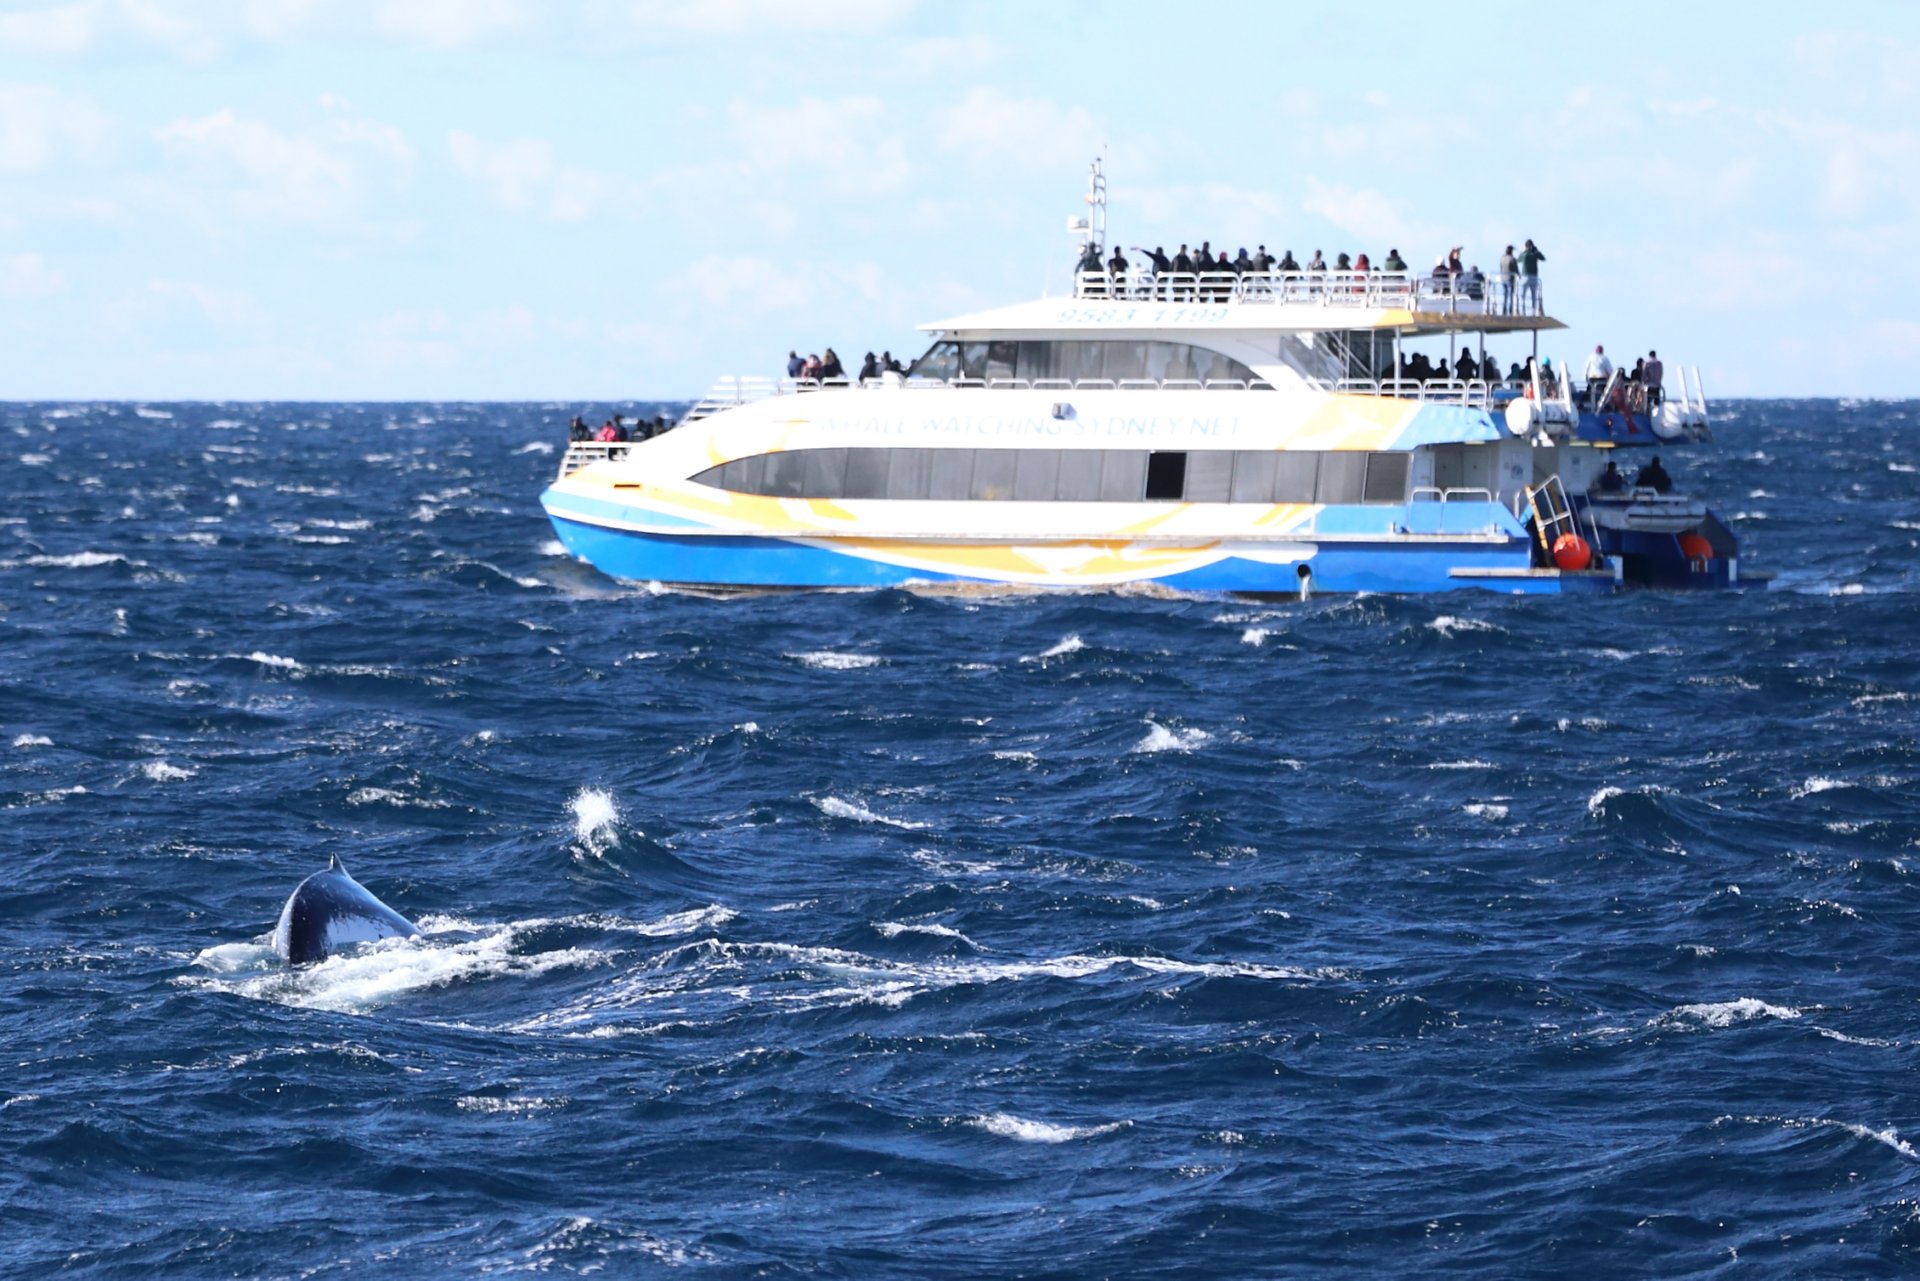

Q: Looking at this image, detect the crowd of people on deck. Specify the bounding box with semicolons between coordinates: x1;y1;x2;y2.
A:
786;348;906;385
1580;345;1667;410
1077;237;1549;314
568;412;671;444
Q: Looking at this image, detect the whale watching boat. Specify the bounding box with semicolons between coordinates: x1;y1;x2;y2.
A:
543;161;1761;595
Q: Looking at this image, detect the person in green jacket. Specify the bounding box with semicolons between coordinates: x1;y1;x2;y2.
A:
1518;239;1546;314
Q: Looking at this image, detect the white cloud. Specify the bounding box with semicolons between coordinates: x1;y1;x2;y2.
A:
0;252;68;298
656;254;887;318
153;99;414;226
1299;179;1443;254
0;2;96;54
372;0;529;47
447;129;644;221
723;96;912;200
0;83;113;175
583;0;916;39
148;278;259;326
116;0;221;61
938;87;1098;176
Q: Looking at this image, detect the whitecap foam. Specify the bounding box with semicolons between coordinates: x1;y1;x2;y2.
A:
1790;776;1849;800
185;924;603;1014
570;788;621;855
815;795;927;829
1428;759;1494;771
12;734;51;749
785;650;881;670
141;760;194;782
515;441;556;455
1463;803;1508;821
457;1095;566;1114
1022;634;1085;662
1240;627;1270;647
968;1113;1128;1143
12;551;133;569
1666;998;1802;1028
245;652;304;672
875;921;977;947
1427;615;1503;638
1132;721;1211;754
347;787;448;809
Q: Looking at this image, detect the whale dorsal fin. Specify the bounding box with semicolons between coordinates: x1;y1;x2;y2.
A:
329;852;344;874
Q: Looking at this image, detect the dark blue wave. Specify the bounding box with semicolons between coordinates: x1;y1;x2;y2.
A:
1;400;1917;1278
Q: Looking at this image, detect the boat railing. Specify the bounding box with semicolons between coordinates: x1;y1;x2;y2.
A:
1405;486;1505;535
559;441;633;475
1072;269;1543;315
680;371;1508;422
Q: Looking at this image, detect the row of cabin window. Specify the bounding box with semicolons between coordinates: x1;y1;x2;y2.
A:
693;447;1412;505
908;339;1263;387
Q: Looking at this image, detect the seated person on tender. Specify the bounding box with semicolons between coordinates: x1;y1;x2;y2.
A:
1632;455;1672;494
1591;460;1626;494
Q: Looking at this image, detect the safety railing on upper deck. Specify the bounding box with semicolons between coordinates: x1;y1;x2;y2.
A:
1072;268;1545;316
676;372;1526;426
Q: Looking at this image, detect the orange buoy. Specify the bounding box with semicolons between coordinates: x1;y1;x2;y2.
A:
1552;533;1592;571
1678;533;1713;561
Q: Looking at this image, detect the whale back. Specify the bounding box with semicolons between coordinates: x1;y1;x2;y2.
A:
273;855;419;965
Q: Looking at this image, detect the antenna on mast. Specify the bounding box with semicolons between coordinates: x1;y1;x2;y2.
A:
1067;153;1106;255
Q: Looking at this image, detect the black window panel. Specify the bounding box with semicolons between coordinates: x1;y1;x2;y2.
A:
1099;450;1147;501
1184;450;1234;501
1273;452;1319;502
886;447;933;499
1013;448;1061;500
986;342;1018;382
958;342;991;380
1056;449;1104;500
970;448;1019;500
1231;451;1278;503
762;451;808;498
802;448;848;497
1016;340;1052;382
1316;452;1366;504
907;340;959;381
842;447;890;499
928;449;974;500
1363;452;1410;503
729;454;769;494
1145;451;1188;500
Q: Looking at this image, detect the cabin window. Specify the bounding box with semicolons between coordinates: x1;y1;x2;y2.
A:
1315;452;1366;504
886;447;934;499
694;447;1411;505
927;448;973;500
842;447;890;499
910;338;1264;386
1145;452;1187;500
1184;450;1235;502
1056;450;1105;500
802;448;848;497
1272;452;1319;502
970;449;1019;500
1363;452;1410;503
762;450;808;497
1098;450;1148;501
1230;451;1279;503
1013;448;1061;501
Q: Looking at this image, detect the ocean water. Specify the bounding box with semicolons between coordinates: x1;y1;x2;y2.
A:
2;399;1917;1278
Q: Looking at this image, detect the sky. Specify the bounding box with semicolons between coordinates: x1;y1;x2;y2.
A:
2;0;1918;400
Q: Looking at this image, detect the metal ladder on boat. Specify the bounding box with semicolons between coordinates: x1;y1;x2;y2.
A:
1524;474;1606;569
